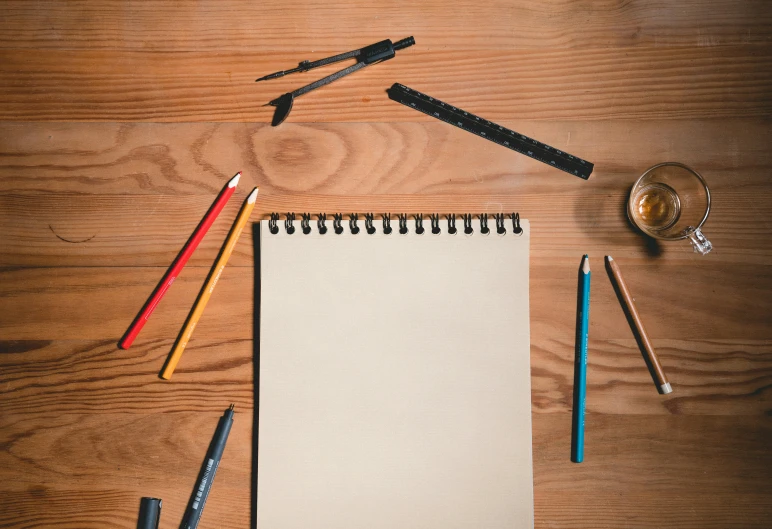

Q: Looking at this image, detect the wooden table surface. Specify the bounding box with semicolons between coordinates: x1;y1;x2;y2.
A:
1;2;771;528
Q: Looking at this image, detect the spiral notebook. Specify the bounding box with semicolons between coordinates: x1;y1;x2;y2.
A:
257;213;533;529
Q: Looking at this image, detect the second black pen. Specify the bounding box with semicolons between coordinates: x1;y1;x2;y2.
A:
180;404;235;529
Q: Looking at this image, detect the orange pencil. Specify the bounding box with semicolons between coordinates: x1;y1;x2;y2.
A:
605;256;672;394
161;187;258;379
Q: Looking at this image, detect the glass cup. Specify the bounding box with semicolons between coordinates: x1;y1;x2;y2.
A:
627;162;712;255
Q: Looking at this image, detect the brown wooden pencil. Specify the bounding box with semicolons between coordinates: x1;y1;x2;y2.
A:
605;255;672;394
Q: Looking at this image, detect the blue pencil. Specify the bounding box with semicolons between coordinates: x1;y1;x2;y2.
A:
571;255;590;463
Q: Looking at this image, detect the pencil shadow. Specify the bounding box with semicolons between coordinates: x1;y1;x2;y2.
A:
604;260;666;393
251;222;261;529
570;263;584;463
118;179;235;350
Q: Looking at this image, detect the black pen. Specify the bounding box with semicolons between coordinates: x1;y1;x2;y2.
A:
180;404;235;529
137;497;162;529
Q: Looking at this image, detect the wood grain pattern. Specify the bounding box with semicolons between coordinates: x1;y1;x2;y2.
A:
2;191;770;267
2;406;770;528
0;120;769;269
1;264;770;341
3;488;770;529
1;0;771;51
1;47;771;121
1;0;771;527
2;120;770;195
1;336;769;418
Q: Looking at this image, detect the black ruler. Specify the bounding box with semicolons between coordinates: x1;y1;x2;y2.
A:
387;83;593;180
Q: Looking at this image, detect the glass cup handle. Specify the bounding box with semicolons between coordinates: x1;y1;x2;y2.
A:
688;228;712;255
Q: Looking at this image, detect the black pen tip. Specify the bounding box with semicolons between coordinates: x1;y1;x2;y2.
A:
229;403;235;411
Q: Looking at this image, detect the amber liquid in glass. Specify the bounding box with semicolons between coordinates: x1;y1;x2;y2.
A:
631;183;681;231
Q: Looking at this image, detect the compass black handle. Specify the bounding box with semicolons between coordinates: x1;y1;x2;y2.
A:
393;36;415;51
361;36;415;64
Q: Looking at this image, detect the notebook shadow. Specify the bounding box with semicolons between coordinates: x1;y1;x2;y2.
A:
251;222;261;529
604;259;665;394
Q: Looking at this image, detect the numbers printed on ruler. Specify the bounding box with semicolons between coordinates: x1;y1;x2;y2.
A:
387;83;594;180
193;459;215;510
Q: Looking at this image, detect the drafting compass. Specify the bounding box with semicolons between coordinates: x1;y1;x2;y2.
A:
256;36;415;126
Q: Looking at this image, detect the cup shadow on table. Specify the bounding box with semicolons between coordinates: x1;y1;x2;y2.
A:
569;180;667;450
622;183;663;258
251;222;261;529
570;182;663;258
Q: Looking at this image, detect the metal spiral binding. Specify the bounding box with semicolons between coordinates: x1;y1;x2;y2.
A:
364;213;376;234
495;213;506;234
414;214;424;235
285;212;296;234
333;213;344;234
511;212;522;235
462;214;474;235
301;213;312;234
269;212;280;234
383;214;393;234
317;213;328;234
398;214;408;235
430;214;441;235
479;214;490;235
447;214;457;234
265;212;522;235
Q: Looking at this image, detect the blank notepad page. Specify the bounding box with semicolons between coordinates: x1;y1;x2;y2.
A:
257;218;533;529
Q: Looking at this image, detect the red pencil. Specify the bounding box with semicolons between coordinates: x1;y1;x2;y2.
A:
119;172;241;349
